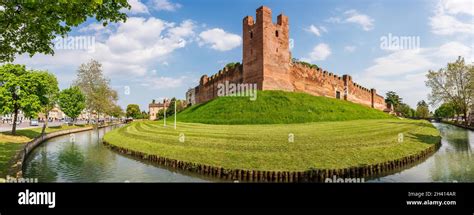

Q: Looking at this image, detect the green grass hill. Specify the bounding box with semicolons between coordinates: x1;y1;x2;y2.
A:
177;90;393;124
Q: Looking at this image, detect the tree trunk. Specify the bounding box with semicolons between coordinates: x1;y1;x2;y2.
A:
464;110;468;125
41;112;49;136
12;106;19;135
96;112;100;128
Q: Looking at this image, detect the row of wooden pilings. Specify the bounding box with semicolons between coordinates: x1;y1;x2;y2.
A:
102;140;441;182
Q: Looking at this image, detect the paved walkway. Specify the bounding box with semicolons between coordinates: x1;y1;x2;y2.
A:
0;122;63;132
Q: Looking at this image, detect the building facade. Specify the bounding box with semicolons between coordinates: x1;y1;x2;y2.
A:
149;99;170;121
186;88;196;107
189;6;387;111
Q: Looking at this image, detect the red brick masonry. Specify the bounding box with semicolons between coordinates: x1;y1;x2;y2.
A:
191;6;386;111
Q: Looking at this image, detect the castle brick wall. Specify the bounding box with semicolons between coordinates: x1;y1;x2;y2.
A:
290;63;345;98
290;63;386;110
191;6;387;111
195;65;244;104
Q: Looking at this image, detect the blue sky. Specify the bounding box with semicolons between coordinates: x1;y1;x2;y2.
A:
13;0;474;111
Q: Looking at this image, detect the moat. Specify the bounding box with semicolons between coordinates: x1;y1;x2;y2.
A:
23;122;473;182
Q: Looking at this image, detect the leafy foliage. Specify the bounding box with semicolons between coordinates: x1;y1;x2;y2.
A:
224;62;241;70
73;59;118;120
0;0;130;62
59;86;86;121
385;91;402;109
395;103;416;118
434;102;456;119
0;64;46;134
126;104;141;119
425;56;473;121
416;100;430;119
292;58;319;70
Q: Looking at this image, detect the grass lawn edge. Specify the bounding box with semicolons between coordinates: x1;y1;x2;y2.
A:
102;120;442;182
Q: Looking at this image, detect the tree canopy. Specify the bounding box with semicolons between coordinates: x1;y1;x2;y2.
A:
0;64;58;134
385;91;402;109
434;102;456;119
59;86;86;122
0;0;130;62
73;59;118;121
126;104;141;119
426;56;473;122
416;100;430;119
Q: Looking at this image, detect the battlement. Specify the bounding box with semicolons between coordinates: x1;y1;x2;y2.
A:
198;64;243;87
189;6;386;111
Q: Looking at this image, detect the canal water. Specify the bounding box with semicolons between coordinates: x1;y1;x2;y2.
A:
23;123;473;182
23;125;208;182
371;123;474;182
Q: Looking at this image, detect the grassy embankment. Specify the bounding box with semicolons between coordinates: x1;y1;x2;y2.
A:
104;91;440;171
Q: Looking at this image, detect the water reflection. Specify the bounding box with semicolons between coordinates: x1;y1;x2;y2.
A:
24;123;474;182
372;123;474;182
24;126;208;182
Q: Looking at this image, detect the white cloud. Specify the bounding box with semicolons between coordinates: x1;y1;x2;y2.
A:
151;0;182;11
327;10;374;31
358;41;472;108
140;76;189;89
307;43;332;61
198;28;242;51
364;49;435;77
15;17;196;78
344;10;374;31
126;0;149;14
0;6;4;11
79;23;108;33
436;41;472;59
305;25;324;36
430;13;474;35
344;46;356;52
320;26;328;33
440;0;474;16
430;0;474;35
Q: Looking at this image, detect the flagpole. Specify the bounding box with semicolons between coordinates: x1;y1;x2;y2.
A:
164;99;167;127
174;100;177;130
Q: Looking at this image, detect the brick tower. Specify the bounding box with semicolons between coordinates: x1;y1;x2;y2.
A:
242;6;294;91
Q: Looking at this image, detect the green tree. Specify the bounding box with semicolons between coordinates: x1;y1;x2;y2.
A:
385;91;402;109
416;100;430;119
225;62;241;69
165;98;186;118
426;56;473;123
165;98;176;117
0;0;130;62
434;102;456;119
156;109;165;120
109;104;124;119
58;86;86;124
126;104;141;119
0;64;42;134
395;103;414;118
140;111;149;120
73;59;118;124
34;71;60;135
